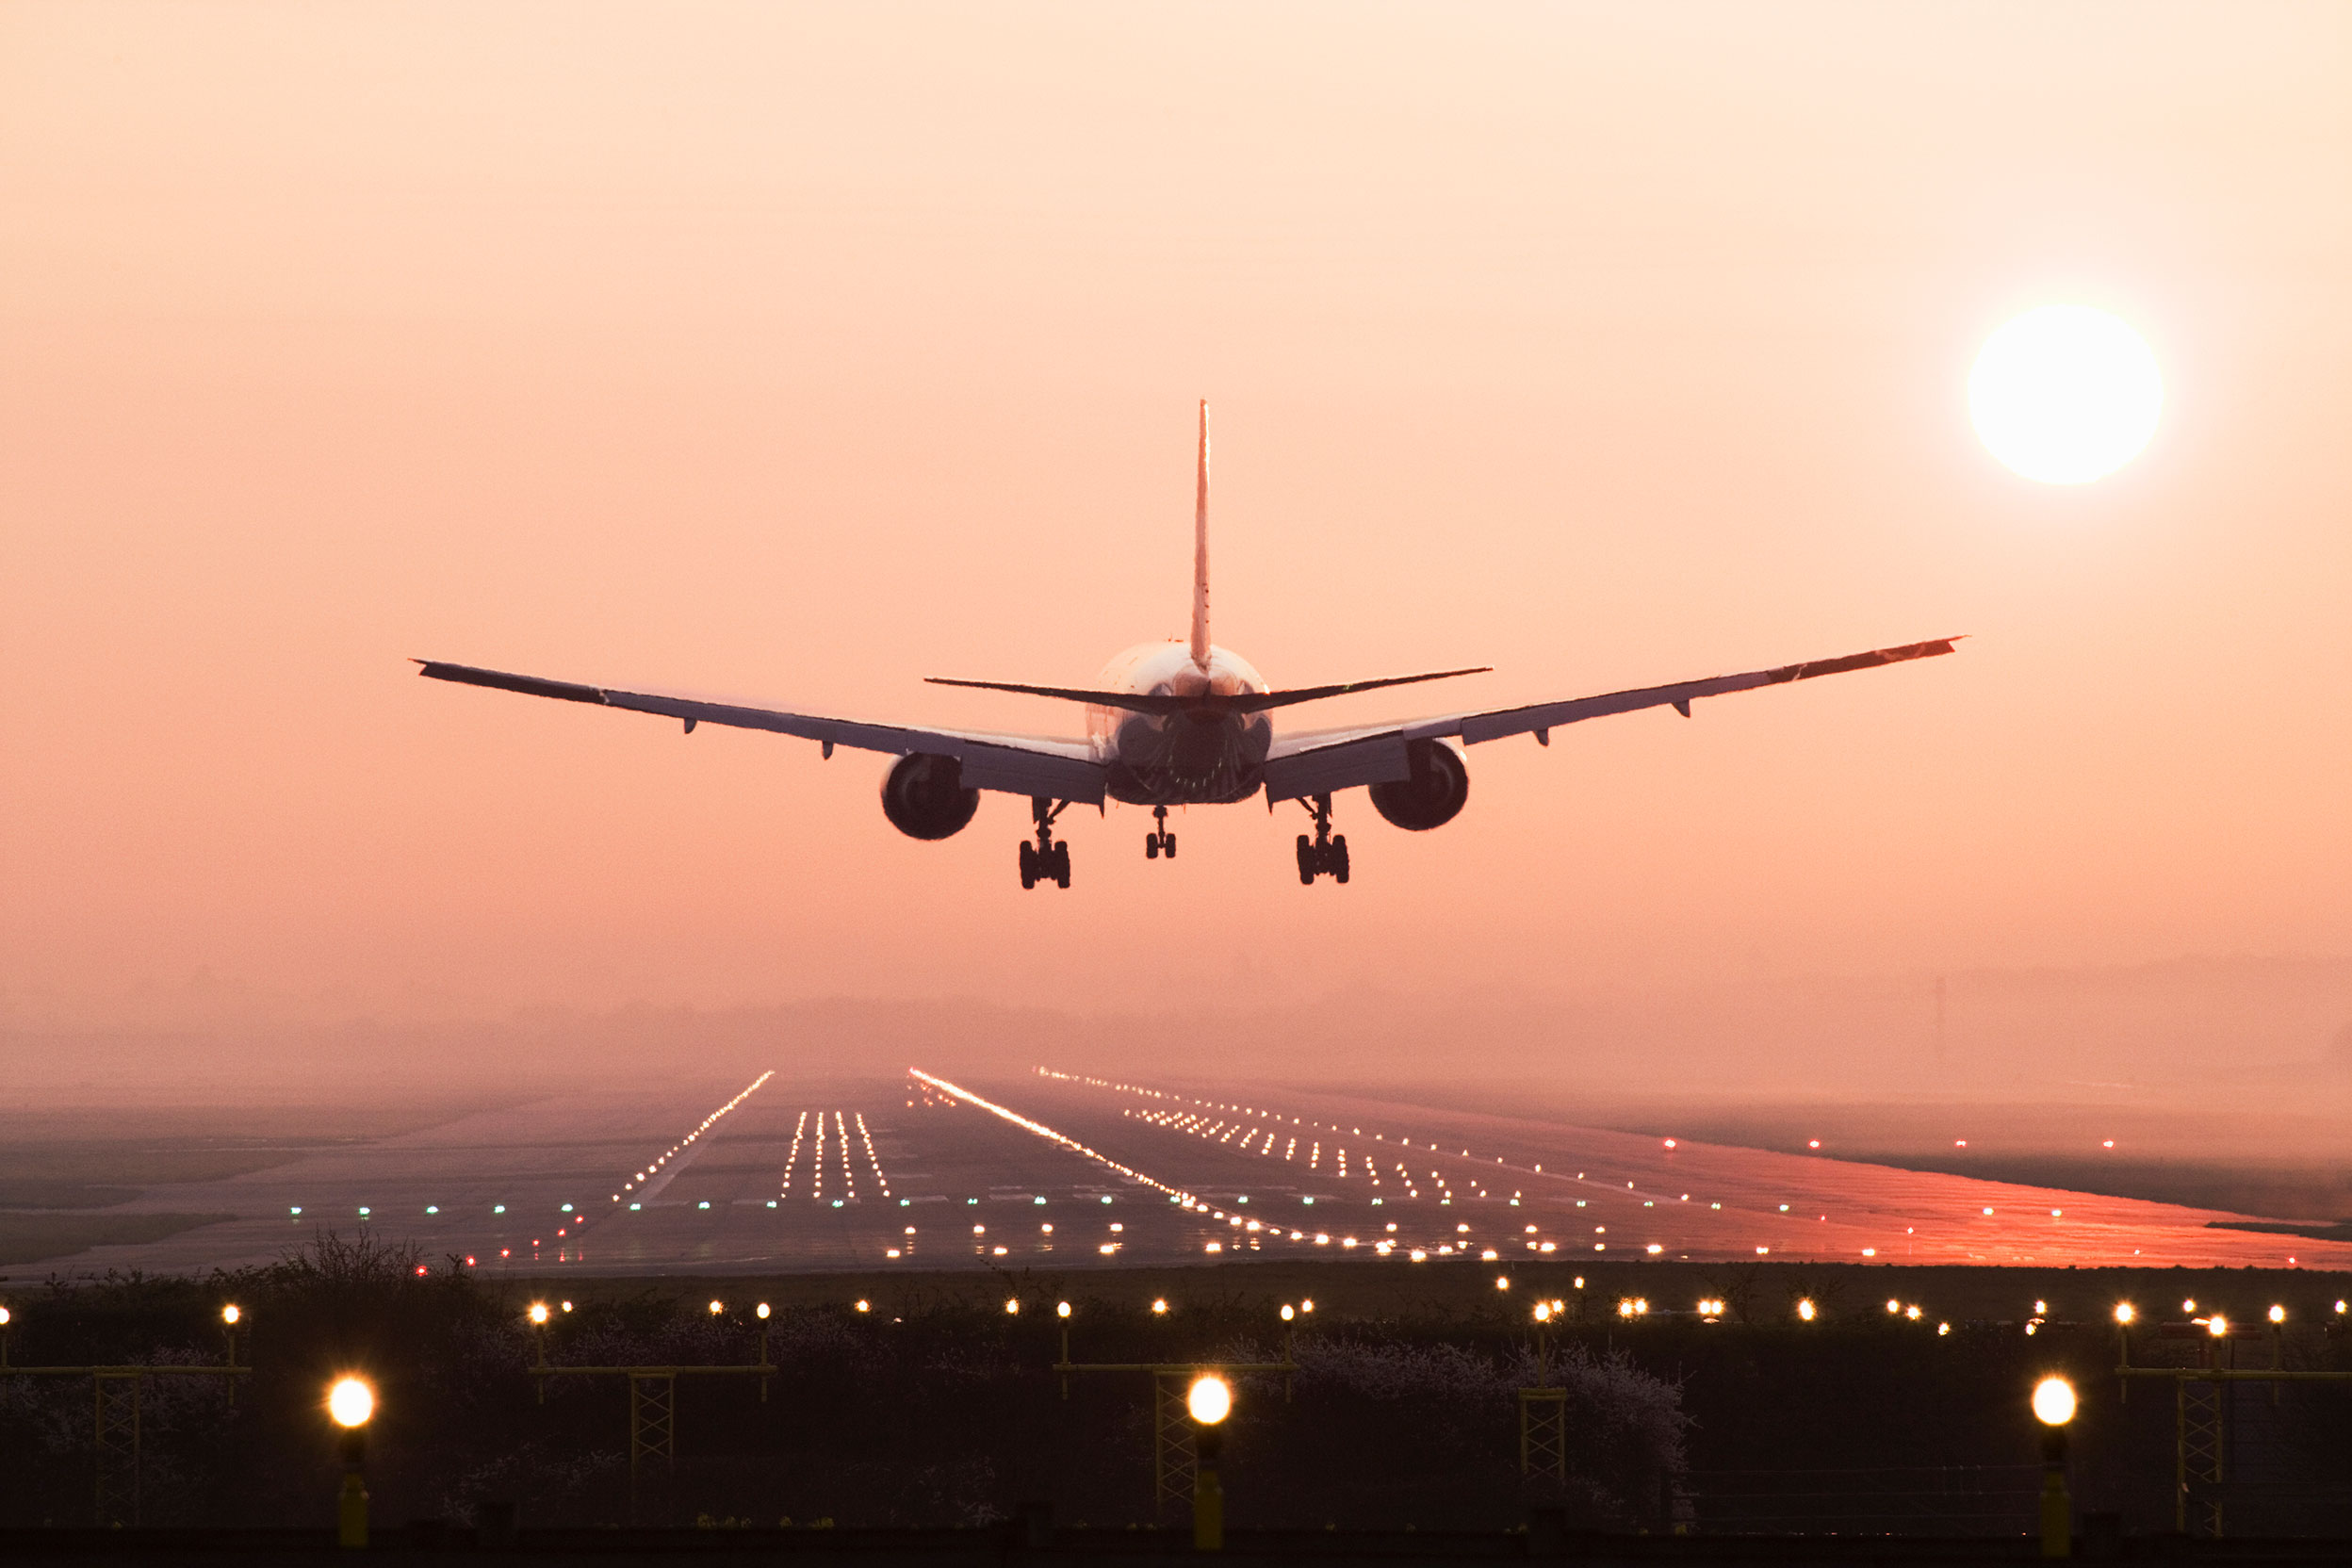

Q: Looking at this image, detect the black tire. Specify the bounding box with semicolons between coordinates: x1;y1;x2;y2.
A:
1145;833;1158;859
1052;841;1071;889
1296;835;1315;885
1164;834;1176;858
1019;841;1037;890
1332;834;1350;885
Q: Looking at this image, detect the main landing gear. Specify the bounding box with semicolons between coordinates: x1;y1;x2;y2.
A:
1295;793;1349;886
1144;805;1177;860
1019;796;1071;890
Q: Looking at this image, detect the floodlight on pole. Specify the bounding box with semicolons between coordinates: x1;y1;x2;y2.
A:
327;1377;374;1549
2031;1376;2075;1559
1186;1374;1232;1550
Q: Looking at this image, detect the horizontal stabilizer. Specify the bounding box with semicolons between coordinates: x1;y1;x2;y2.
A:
925;666;1491;716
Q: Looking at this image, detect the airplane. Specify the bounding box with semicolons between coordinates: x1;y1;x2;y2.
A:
418;402;1957;890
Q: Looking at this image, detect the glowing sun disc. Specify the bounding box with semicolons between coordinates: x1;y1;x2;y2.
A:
1969;305;2162;484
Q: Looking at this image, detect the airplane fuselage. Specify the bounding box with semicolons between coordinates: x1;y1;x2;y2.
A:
1087;641;1271;806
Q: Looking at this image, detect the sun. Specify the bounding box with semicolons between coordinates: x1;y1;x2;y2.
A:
1968;305;2163;484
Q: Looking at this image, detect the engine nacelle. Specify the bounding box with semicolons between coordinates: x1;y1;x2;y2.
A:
880;753;980;841
1369;738;1469;831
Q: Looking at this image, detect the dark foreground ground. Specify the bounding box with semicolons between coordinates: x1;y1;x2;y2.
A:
3;1236;2350;1544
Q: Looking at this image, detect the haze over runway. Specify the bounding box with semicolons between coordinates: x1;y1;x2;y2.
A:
46;1070;2344;1279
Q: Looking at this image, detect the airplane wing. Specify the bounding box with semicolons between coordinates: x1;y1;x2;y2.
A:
1260;638;1959;803
415;661;1106;805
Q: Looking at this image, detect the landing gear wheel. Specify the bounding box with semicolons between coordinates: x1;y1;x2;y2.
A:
1020;797;1072;890
1293;795;1351;885
1163;834;1176;858
1145;806;1174;863
1145;833;1159;859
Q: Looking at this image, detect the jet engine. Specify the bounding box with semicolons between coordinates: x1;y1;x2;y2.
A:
1368;738;1469;830
880;753;980;840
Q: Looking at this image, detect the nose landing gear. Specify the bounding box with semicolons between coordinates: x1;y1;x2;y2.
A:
1144;805;1177;860
1294;794;1349;885
1020;797;1072;890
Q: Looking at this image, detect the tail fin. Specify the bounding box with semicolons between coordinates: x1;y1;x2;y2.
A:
1191;399;1211;671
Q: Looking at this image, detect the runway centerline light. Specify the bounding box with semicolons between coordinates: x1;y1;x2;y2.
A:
2032;1377;2076;1427
1186;1374;1232;1426
328;1378;375;1429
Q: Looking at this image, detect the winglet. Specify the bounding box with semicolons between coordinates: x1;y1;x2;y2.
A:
1191;400;1211;672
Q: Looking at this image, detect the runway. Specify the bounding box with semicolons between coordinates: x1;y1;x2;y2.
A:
47;1066;2352;1278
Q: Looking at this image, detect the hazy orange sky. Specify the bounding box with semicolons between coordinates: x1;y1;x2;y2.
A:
4;2;2348;1038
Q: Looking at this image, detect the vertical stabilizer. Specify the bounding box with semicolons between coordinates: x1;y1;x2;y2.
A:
1191;400;1211;671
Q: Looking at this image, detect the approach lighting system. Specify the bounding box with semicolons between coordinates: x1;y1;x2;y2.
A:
1005;1298;1021;1315
527;1302;549;1325
1280;1304;1295;1322
2113;1303;2135;1326
221;1304;241;1326
1057;1301;1071;1319
2269;1305;2286;1324
2032;1377;2076;1428
1797;1298;1818;1322
757;1302;771;1320
2208;1315;2230;1338
1152;1298;1169;1315
1533;1302;1551;1324
1186;1374;1233;1426
328;1377;375;1429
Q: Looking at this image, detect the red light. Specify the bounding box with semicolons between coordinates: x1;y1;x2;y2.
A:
499;1249;511;1258
414;1265;428;1277
1807;1139;1821;1150
464;1255;477;1266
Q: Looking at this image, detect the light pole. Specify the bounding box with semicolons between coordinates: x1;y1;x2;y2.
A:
220;1306;242;1404
1186;1373;1231;1551
2032;1375;2076;1559
327;1376;375;1549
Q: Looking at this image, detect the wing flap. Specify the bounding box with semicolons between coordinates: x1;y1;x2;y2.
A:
1263;732;1411;803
